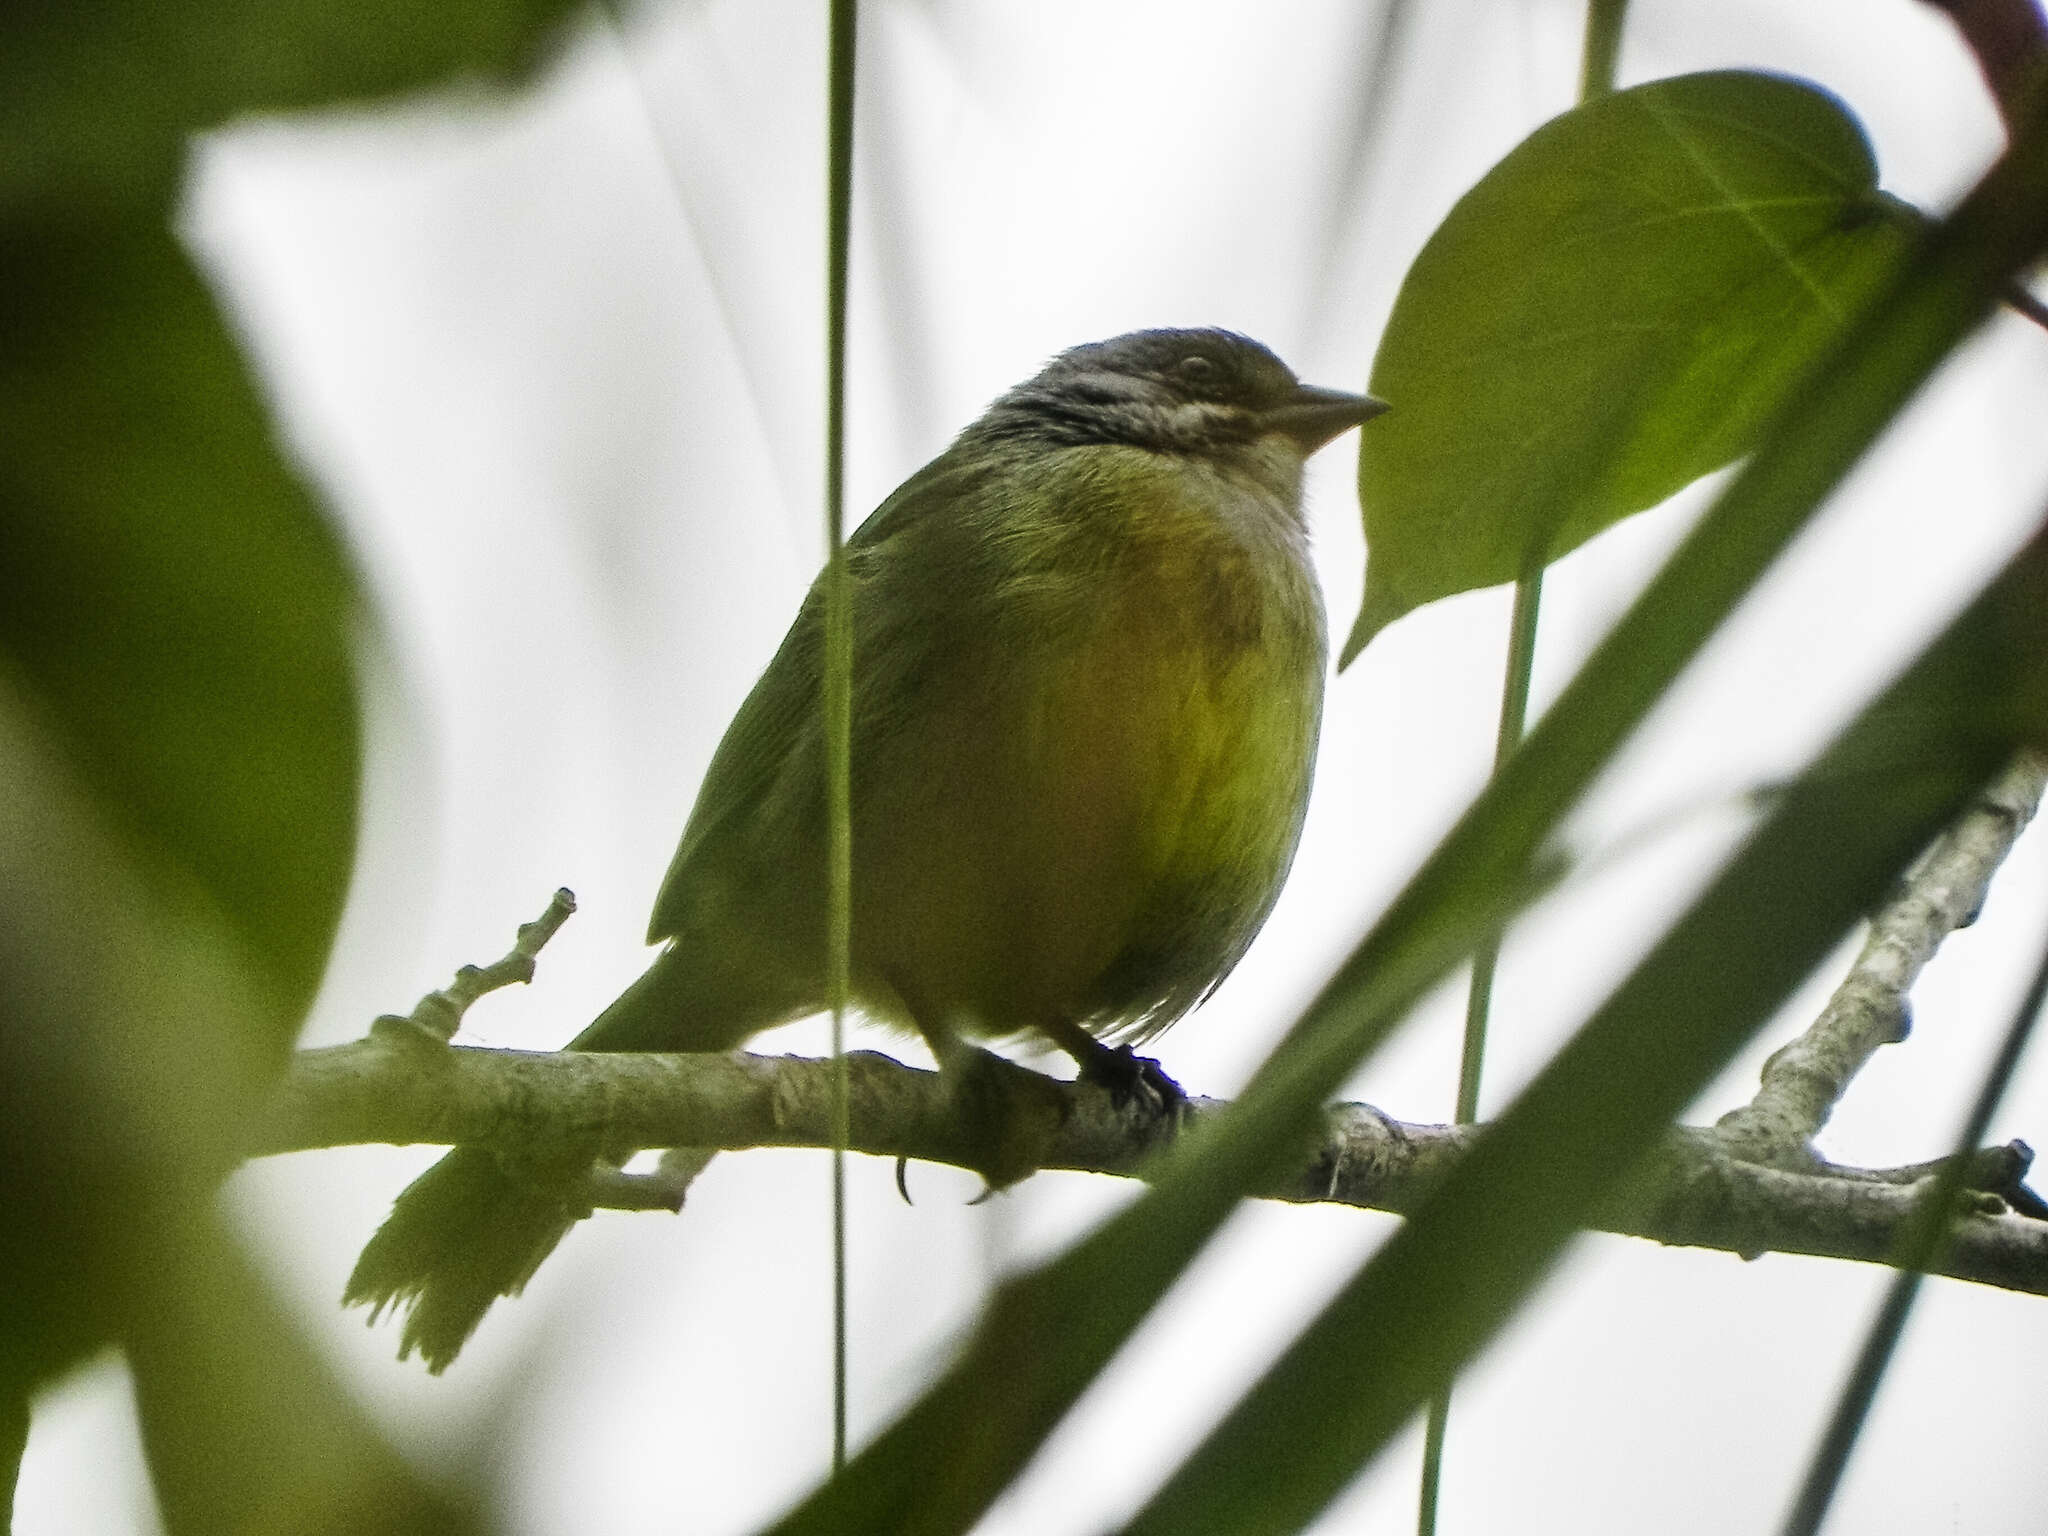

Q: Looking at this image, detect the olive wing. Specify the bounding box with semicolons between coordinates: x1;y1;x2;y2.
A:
645;451;993;943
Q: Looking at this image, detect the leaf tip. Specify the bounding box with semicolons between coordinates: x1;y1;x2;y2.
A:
1337;583;1403;670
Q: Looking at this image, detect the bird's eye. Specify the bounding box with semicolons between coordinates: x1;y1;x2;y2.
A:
1178;354;1218;382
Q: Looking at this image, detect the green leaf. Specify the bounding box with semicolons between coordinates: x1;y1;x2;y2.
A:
0;0;589;1522
758;75;2048;1536
1124;522;2048;1536
0;685;478;1533
0;0;584;216
1343;70;1917;663
2;1382;25;1534
0;211;361;1018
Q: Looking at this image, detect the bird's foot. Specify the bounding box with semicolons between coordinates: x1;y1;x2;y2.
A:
1078;1042;1189;1128
935;1039;1070;1193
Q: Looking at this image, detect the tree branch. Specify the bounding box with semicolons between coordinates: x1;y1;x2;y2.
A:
263;745;2048;1301
1714;751;2046;1164
248;1038;2048;1298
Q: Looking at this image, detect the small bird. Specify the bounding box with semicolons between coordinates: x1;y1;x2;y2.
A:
346;328;1385;1370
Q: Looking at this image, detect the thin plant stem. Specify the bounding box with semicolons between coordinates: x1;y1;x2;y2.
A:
1779;896;2048;1536
1579;0;1630;101
1417;2;1625;1524
1414;561;1545;1536
1460;567;1546;1112
823;0;857;1478
1414;1396;1452;1536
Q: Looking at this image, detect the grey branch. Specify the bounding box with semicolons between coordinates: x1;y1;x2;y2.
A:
249;1039;2048;1299
1715;752;2047;1164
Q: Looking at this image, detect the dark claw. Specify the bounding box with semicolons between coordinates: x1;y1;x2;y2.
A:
895;1155;914;1205
1081;1043;1189;1125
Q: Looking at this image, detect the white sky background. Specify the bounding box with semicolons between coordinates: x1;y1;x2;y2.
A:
17;0;2048;1532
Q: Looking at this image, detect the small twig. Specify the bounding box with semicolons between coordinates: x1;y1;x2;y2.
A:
1924;4;2048;334
368;888;577;1047
2005;276;2048;333
1810;1138;2046;1213
1714;752;2046;1163
583;1148;718;1213
1921;0;2048;134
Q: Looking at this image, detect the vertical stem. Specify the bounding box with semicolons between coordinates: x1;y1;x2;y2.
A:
1413;1397;1451;1536
1455;566;1545;1113
1579;0;1629;101
1779;902;2048;1536
1418;5;1625;1527
823;0;857;1479
1413;561;1543;1536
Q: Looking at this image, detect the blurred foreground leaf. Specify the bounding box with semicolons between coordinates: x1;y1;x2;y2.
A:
0;679;478;1532
129;1214;485;1536
0;201;366;1418
0;212;361;1017
1;1387;25;1532
0;0;622;1526
762;70;2048;1536
0;0;583;215
1343;70;1915;661
1127;521;2048;1535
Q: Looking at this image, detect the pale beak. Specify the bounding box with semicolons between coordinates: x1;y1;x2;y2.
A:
1260;385;1389;453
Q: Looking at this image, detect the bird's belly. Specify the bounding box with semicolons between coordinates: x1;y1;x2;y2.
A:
858;588;1320;1036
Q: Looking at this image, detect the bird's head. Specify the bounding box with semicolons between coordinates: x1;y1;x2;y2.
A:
978;328;1387;476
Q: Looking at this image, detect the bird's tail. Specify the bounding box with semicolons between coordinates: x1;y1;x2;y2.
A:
342;1143;583;1373
344;939;789;1372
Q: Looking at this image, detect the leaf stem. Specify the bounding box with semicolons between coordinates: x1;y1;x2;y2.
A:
823;0;857;1479
1579;0;1629;101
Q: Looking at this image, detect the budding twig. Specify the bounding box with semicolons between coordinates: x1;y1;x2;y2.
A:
1715;752;2046;1164
368;888;578;1047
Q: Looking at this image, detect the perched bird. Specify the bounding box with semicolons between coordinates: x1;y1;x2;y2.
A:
346;327;1385;1370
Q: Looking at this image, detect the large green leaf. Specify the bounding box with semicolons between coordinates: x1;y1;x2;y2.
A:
130;1215;487;1536
759;76;2048;1536
0;197;366;1438
1;1387;24;1533
0;0;587;1519
0;0;582;216
1343;70;1916;662
0;680;481;1533
0;212;361;1017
